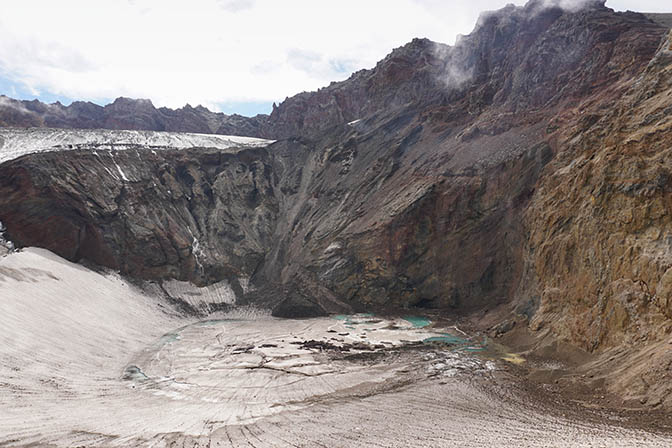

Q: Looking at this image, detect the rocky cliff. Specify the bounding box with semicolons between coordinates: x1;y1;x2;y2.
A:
1;0;672;407
521;27;672;408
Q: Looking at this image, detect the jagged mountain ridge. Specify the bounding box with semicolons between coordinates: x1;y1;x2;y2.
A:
2;0;672;408
2;6;667;144
0;96;268;137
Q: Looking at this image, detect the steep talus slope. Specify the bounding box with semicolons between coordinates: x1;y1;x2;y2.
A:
1;0;671;406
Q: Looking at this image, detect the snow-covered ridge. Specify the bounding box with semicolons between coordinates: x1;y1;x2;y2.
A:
0;127;274;165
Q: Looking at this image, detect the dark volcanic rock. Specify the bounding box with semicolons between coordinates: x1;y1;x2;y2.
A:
0;146;278;285
645;13;672;29
271;294;328;318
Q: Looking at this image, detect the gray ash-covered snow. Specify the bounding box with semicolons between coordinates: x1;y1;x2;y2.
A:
0;127;273;165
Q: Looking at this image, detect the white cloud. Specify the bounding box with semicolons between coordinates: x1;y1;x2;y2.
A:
0;96;33;115
216;0;255;13
607;0;671;12
0;0;661;110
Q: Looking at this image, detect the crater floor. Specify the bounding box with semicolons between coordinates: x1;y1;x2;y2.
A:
1;249;671;447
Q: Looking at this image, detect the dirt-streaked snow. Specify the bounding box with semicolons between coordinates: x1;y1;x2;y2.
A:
1;248;671;447
0;127;273;164
161;279;236;313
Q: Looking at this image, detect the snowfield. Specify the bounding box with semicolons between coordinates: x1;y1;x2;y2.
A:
0;127;273;164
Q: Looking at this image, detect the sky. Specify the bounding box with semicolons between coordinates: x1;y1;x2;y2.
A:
0;0;668;116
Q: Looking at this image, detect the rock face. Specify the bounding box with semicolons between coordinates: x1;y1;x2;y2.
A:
0;144;277;289
521;28;672;407
1;0;672;403
524;28;672;351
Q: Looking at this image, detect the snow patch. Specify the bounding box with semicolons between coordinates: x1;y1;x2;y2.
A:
109;151;130;182
0;221;14;254
191;238;204;271
162;279;236;313
324;242;342;253
238;276;251;294
187;227;205;273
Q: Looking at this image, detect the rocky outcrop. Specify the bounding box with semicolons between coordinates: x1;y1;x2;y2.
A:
524;28;672;351
0;145;278;287
517;29;672;407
